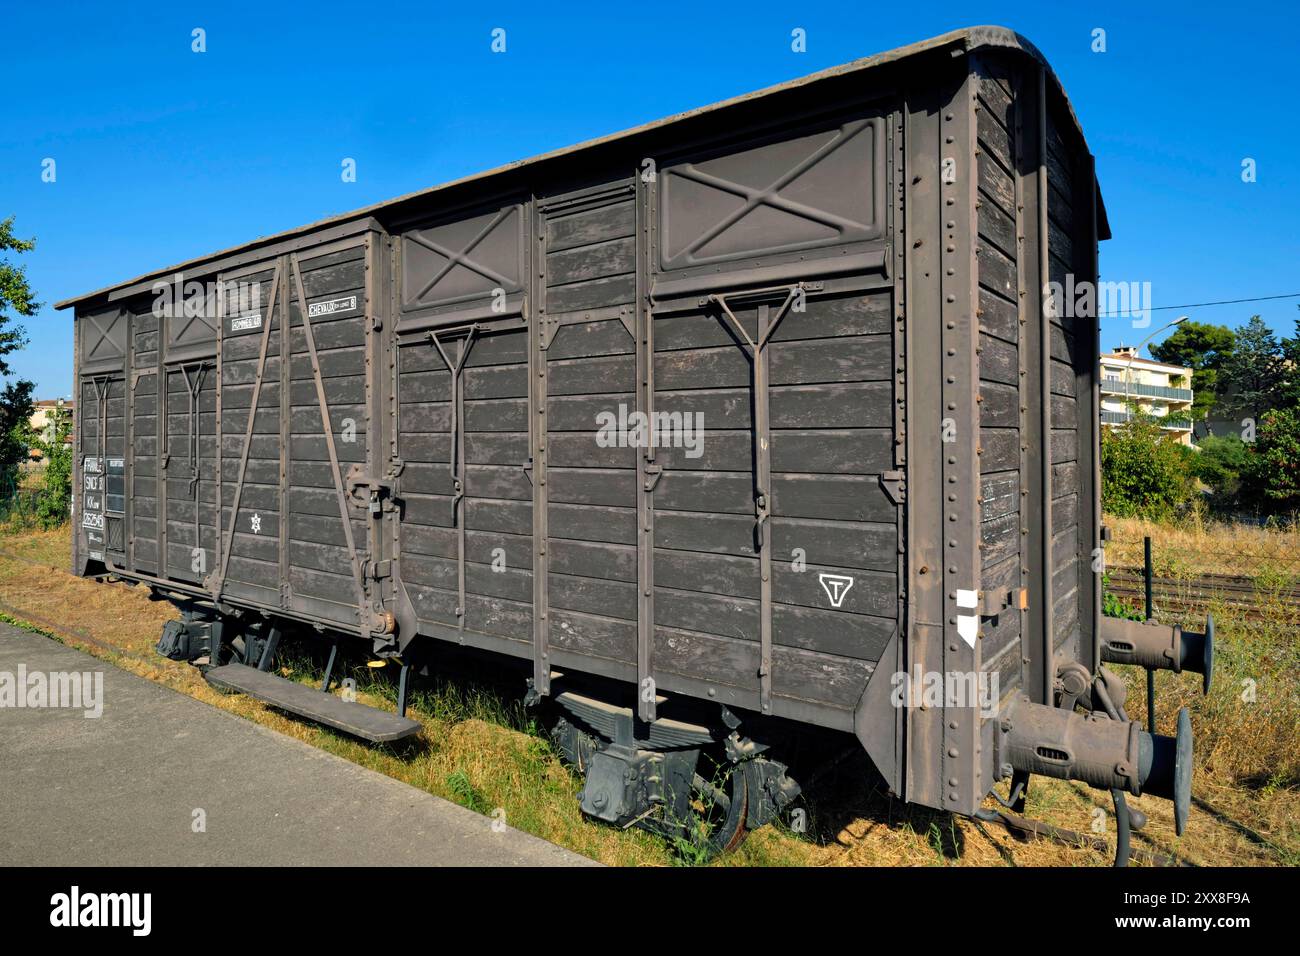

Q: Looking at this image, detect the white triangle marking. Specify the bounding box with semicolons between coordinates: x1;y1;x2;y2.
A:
818;573;855;608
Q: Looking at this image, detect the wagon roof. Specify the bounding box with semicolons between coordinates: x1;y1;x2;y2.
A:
56;25;1107;311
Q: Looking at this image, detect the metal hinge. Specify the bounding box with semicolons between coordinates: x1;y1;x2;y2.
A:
643;463;663;493
880;470;906;505
981;589;1014;616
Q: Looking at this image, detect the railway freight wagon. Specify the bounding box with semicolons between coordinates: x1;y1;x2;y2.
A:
58;27;1208;856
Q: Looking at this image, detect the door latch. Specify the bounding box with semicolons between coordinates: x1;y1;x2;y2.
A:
345;464;396;516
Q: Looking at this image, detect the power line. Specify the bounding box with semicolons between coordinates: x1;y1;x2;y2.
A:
1146;292;1300;312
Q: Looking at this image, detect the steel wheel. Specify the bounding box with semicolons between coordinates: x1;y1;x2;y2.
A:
688;765;749;854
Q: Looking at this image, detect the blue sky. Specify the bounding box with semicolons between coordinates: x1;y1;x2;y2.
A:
2;0;1297;398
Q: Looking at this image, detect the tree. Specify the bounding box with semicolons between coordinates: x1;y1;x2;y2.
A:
26;402;72;528
1217;315;1284;420
1149;320;1235;420
1276;312;1300;408
0;216;38;377
1101;412;1197;521
0;216;38;499
1241;407;1300;512
1191;433;1249;503
0;379;35;496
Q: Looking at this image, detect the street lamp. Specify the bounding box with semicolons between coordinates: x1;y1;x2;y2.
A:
1123;315;1189;422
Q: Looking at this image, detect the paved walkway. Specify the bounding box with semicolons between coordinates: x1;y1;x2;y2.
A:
0;623;595;866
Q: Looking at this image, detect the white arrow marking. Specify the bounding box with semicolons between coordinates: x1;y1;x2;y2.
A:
957;614;978;648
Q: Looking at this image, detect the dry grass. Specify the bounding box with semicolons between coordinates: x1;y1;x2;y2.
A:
1106;513;1300;580
1104;513;1300;865
1;524;1294;867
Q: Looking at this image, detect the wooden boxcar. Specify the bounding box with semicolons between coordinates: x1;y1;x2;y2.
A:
57;26;1201;853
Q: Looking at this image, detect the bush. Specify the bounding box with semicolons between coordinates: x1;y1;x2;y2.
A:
23;404;72;529
1242;406;1300;512
33;440;71;529
1101;413;1196;521
1193;433;1250;502
1100;572;1144;620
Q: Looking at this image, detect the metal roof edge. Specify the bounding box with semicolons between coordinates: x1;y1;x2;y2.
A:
56;25;1103;311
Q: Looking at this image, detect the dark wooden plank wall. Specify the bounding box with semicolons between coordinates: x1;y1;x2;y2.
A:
395;334;450;623
459;328;534;644
394;178;896;715
975;66;1025;702
1046;109;1084;661
220;266;283;607
162;361;217;583
543;195;639;669
650;290;892;710
131;313;160;573
76;379;126;465
398;320;535;648
283;246;370;625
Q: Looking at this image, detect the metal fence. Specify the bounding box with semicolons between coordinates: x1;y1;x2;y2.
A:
0;469;53;528
1103;524;1300;624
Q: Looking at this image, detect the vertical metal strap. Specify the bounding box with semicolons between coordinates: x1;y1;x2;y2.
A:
531;206;550;696
362;234;384;609
754;302;775;716
214;276;224;591
155;328;167;574
1037;67;1056;703
388;237;402;612
943;69;982;814
217;266;280;592
278;269;291;607
635;177;657;722
125;319;135;572
428;325;478;630
180;363;204;494
710;286;799;716
1086;154;1103;673
290;253;370;625
180;361;211;560
93;376;110;464
1011;64;1031;702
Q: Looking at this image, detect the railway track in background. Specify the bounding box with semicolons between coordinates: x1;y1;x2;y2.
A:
1105;565;1300;622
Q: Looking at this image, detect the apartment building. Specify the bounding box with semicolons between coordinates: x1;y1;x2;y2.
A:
26;399;75;463
1099;346;1195;446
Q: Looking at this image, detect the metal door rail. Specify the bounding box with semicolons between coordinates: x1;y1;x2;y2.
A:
427;323;479;630
179;361;212;553
91;376;111;463
706;283;805;714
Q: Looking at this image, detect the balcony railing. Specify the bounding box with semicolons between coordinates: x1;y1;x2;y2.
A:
1100;410;1192;430
1100;377;1192;402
